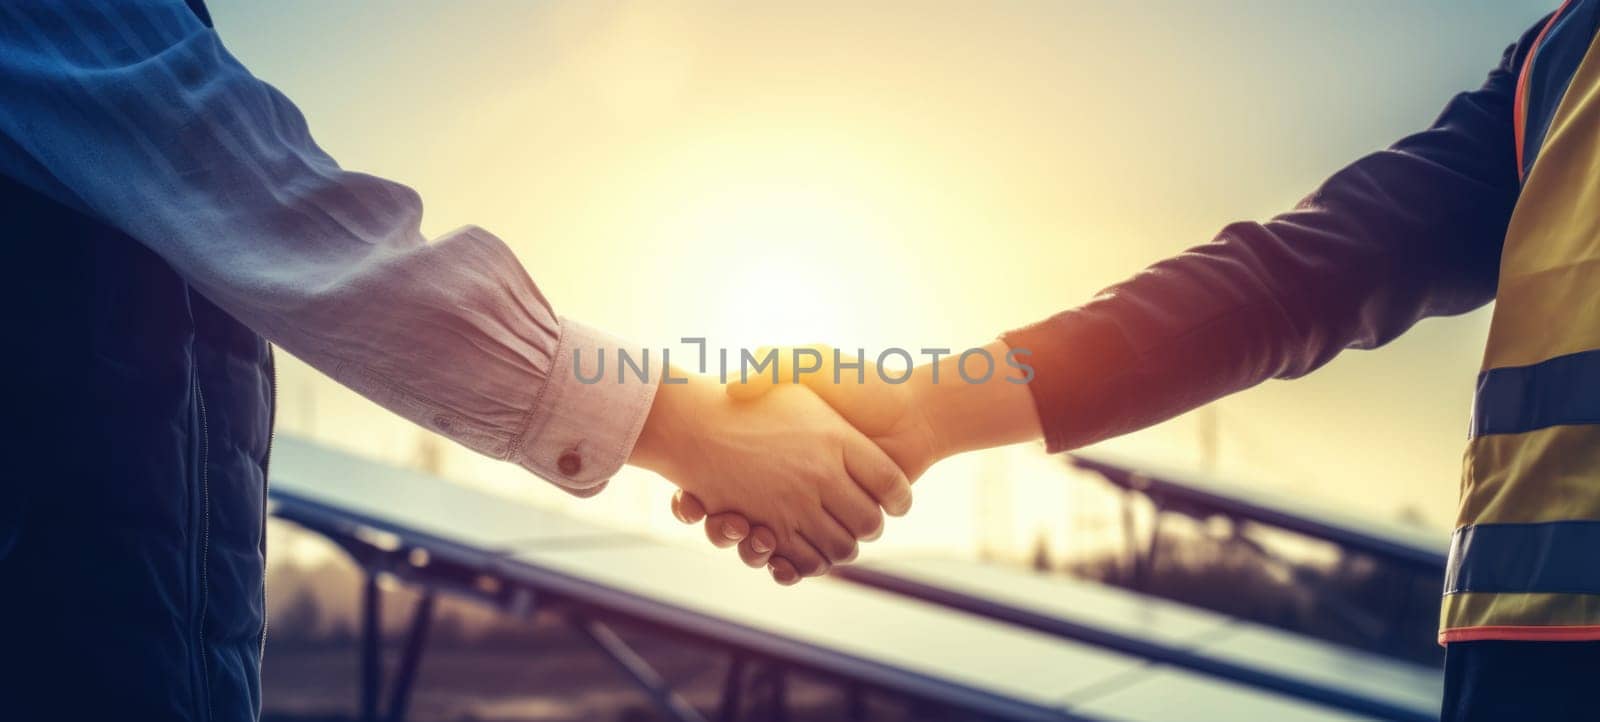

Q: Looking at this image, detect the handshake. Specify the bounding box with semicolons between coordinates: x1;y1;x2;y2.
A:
626;341;1039;585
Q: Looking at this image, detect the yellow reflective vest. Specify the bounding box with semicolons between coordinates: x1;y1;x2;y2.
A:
1444;0;1600;643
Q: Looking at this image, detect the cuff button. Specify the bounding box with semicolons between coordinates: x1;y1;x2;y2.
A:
557;450;583;477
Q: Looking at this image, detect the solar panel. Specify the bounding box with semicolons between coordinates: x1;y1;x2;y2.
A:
509;544;1144;711
1070;667;1369;722
837;557;1442;720
1069;450;1447;569
266;436;1411;721
1201;625;1441;714
838;556;1235;649
270;436;635;551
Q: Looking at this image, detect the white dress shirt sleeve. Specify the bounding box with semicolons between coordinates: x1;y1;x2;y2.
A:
0;1;657;495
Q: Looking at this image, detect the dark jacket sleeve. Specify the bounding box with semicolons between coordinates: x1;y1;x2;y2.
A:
1003;20;1544;453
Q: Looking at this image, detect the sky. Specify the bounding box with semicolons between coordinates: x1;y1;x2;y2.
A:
206;1;1559;561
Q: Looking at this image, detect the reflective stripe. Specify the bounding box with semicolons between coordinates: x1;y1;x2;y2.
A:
1442;592;1600;630
1446;521;1600;594
1472;349;1600;437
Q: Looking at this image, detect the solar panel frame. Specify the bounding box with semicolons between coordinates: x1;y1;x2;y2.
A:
1068;452;1447;570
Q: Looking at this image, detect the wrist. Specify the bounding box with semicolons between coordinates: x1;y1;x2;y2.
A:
911;360;973;464
629;369;707;479
902;366;953;469
914;340;1042;460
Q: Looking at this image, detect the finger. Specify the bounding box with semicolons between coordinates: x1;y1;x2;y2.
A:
823;474;886;542
672;490;707;524
725;344;836;400
738;525;776;568
751;525;776;554
842;435;914;517
800;511;859;567
768;557;801;586
703;512;750;548
781;532;833;577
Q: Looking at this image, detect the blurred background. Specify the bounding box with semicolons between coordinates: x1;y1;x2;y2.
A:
204;1;1556;720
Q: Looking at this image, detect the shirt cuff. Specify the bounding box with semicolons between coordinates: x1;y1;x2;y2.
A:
511;318;660;497
1001;308;1137;454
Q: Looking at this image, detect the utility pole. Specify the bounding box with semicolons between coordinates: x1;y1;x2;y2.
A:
415;431;443;476
300;378;317;437
1197;405;1219;473
976;450;1014;561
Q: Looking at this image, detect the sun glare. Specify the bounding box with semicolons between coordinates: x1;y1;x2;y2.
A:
652;157;921;349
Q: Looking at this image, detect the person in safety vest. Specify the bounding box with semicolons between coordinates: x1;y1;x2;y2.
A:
677;5;1600;719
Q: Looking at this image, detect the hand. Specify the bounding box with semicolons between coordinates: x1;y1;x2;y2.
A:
673;345;937;582
674;341;1042;582
731;346;940;478
629;370;913;580
669;489;782;577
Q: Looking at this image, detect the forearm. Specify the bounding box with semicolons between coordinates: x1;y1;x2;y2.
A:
997;26;1531;453
913;340;1042;461
0;4;658;493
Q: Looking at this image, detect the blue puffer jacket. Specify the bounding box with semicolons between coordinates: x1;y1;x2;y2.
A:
0;169;273;722
2;1;270;718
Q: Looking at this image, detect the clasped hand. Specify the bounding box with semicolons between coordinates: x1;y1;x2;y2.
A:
632;341;1033;585
627;354;923;582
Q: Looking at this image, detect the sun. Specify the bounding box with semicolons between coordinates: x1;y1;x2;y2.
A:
663;180;913;350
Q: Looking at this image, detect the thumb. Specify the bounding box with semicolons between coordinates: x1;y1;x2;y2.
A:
843;434;914;517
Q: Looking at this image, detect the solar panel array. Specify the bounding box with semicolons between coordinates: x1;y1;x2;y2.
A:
268;436;1439;721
